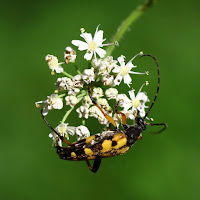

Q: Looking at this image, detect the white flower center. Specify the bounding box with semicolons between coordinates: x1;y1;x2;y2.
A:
49;60;58;68
88;41;98;51
132;98;141;108
58;124;67;134
120;66;129;76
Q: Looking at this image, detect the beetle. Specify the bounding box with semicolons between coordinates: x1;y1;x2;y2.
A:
41;54;167;173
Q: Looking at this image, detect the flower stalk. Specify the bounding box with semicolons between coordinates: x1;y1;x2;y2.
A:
61;71;73;79
106;0;156;57
61;90;87;123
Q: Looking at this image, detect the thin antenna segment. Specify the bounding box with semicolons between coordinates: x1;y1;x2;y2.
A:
140;54;160;119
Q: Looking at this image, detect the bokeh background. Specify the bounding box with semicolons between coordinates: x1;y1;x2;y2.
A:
1;0;200;199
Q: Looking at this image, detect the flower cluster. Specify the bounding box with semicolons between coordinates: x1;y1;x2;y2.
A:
36;25;150;146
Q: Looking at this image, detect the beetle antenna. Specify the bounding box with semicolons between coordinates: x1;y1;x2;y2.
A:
140;54;160;119
41;110;72;146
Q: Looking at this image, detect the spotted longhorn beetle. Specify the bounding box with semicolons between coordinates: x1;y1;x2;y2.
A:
41;54;167;173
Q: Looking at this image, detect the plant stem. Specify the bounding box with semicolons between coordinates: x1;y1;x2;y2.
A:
58;94;66;98
61;90;87;123
105;0;156;57
82;120;85;126
74;63;82;75
61;71;74;79
61;107;74;124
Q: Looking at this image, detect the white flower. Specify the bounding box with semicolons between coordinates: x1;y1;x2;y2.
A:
36;94;63;115
105;88;118;100
72;75;83;88
113;113;121;127
45;54;64;73
82;95;92;108
82;68;95;84
98;56;117;75
65;95;78;107
91;58;102;69
116;94;130;108
68;87;80;96
104;105;113;116
123;83;149;117
56;77;73;91
48;94;63;109
92;87;104;99
57;123;76;137
112;55;144;86
76;125;90;140
72;25;111;60
101;74;115;86
64;46;76;64
49;123;76;146
76;106;89;119
89;106;102;118
96;98;109;109
98;113;109;126
49;132;62;147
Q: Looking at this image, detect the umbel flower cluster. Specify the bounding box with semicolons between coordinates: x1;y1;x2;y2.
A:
35;25;150;146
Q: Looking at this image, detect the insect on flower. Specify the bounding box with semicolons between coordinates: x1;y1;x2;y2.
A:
41;54;167;173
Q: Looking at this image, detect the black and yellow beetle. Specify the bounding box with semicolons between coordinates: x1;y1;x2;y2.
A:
41;54;167;173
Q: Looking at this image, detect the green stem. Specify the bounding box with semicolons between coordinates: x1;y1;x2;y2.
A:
105;0;155;57
58;94;66;98
61;71;74;79
74;63;82;75
61;90;87;123
61;106;74;123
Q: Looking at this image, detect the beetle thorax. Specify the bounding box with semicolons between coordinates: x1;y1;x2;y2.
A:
125;126;141;147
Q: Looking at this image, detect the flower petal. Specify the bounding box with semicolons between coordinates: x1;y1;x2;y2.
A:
128;90;136;100
94;24;100;35
42;103;49;116
123;102;132;111
84;51;93;60
126;61;136;69
138;106;146;117
67;126;76;136
96;48;106;58
112;66;121;73
117;55;126;66
80;33;92;43
123;74;132;85
55;66;63;73
137;92;148;102
71;40;89;51
114;74;122;85
94;30;104;45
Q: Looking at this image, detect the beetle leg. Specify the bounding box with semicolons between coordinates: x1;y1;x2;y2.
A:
87;85;117;128
85;158;102;173
146;122;167;134
41;110;72;146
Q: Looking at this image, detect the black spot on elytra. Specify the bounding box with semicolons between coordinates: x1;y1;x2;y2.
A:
112;141;117;147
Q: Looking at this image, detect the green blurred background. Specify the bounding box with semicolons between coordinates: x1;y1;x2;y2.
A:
1;0;200;199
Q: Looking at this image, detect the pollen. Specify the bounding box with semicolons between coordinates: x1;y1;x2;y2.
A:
120;66;129;76
132;98;141;108
88;41;98;51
